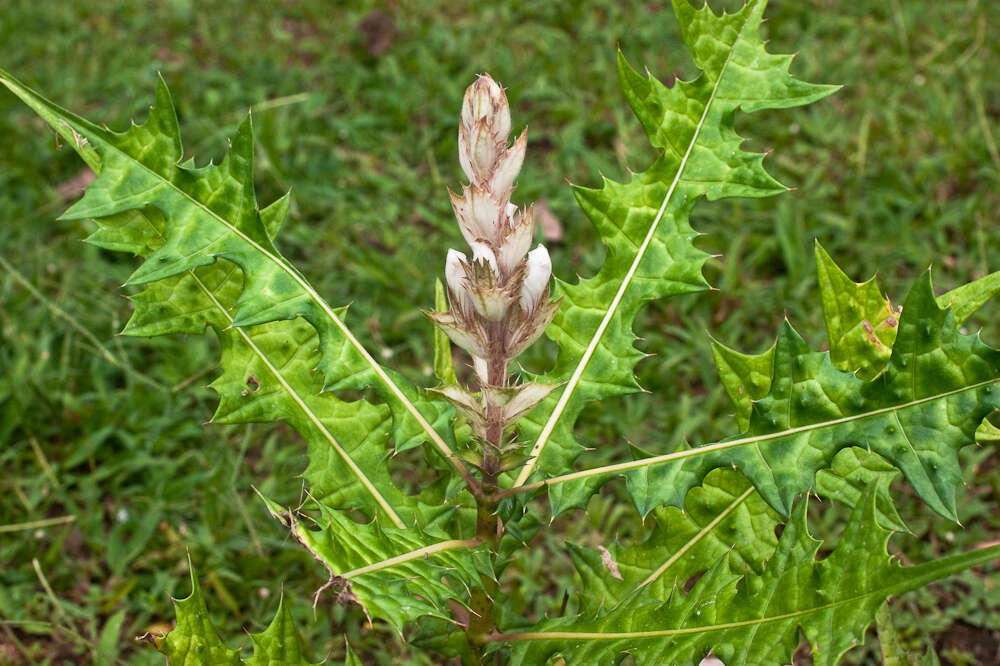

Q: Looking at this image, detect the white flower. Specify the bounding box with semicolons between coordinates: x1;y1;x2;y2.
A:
519;244;551;312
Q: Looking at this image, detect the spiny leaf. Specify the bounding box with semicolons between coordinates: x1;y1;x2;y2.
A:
506;490;1000;666
815;240;1000;382
815;242;901;380
261;494;488;634
246;596;321;666
155;564;241;665
156;567;333;665
105;200;412;525
0;68;484;528
545;269;1000;520
568;469;779;616
0;68;487;632
701;248;1000;524
813;448;907;532
513;0;838;487
710;335;774;431
0;66;471;496
567;457;907;618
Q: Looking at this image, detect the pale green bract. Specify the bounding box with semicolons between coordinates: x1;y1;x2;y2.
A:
2;0;999;664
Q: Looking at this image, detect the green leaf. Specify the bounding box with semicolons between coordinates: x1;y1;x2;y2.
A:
814;448;907;532
113;211;412;524
936;268;1000;325
155;564;241;665
544;269;1000;520
261;494;487;634
815;240;1000;381
568;469;779;615
0;66;472;498
246;596;321;666
710;336;774;431
876;602;908;666
815;241;900;380
506;490;1000;666
514;0;838;487
0;67;491;633
155;564;335;665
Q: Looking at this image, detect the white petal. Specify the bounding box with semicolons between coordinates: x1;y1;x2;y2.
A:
519;244;551;311
446;249;467;282
505;202;519;223
470;121;499;180
473;357;489;384
450;187;498;246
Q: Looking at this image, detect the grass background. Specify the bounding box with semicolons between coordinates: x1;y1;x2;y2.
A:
0;0;998;663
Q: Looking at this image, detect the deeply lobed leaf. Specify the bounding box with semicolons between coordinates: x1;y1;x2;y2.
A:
549;265;1000;522
514;0;838;489
0;66;483;635
262;495;488;634
0;66;466;508
507;491;1000;666
155;566;321;665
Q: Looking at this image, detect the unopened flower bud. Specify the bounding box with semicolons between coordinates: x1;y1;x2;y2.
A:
519;245;551;312
461;75;510;141
459;74;512;186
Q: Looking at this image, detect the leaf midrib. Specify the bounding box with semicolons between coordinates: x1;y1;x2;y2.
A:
115;197;409;528
187;268;408;528
507;377;999;494
499;544;1000;643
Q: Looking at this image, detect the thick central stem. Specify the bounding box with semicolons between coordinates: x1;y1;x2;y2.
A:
467;347;507;658
482;353;507;493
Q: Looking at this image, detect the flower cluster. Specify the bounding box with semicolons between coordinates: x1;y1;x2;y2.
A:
429;75;558;385
428;74;559;452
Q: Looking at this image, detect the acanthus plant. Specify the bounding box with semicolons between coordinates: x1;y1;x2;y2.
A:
2;0;999;664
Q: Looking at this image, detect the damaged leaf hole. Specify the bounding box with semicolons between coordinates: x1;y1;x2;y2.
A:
241;375;261;396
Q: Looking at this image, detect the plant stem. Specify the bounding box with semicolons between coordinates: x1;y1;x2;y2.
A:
467;352;507;659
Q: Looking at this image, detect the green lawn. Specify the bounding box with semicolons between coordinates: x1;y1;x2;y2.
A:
1;1;998;663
